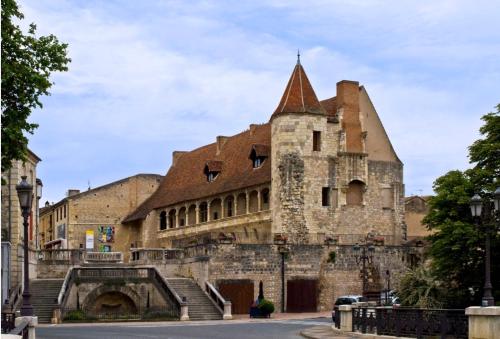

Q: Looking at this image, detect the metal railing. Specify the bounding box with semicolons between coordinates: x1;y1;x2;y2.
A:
351;307;468;339
1;312;16;333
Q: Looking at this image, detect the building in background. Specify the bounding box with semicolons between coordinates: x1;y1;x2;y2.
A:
39;174;162;262
405;195;432;241
1;149;42;304
120;61;414;313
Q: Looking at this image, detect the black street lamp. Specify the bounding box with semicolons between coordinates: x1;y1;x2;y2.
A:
353;242;375;297
16;176;34;316
470;188;500;307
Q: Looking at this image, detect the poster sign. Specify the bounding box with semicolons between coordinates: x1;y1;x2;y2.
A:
85;230;94;250
98;226;115;243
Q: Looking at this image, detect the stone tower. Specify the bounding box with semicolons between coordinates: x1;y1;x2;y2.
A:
270;61;405;245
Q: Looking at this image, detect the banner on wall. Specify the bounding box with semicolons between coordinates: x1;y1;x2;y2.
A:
98;226;115;243
85;230;94;250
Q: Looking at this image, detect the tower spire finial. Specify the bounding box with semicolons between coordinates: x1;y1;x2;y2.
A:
297;49;301;65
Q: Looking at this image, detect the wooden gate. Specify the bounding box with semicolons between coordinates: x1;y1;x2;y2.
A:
287;279;318;312
218;280;254;314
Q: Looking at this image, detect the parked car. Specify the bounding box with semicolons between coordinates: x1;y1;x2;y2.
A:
331;295;364;322
380;290;400;306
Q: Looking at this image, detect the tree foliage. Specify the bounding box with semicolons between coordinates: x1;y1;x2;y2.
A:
421;104;500;308
1;0;70;172
397;266;444;309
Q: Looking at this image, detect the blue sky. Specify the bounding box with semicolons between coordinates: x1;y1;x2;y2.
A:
19;0;500;203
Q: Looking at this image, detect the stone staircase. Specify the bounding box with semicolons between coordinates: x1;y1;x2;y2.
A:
30;279;64;323
166;278;222;320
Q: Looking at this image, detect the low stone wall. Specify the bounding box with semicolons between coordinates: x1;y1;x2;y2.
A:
155;243;421;312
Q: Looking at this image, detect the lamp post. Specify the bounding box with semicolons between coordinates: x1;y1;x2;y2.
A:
470;188;500;307
353;242;375;298
35;179;43;250
16;176;34;316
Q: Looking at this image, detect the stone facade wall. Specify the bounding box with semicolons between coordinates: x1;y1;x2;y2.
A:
169;243;420;313
66;281;168;311
1;153;41;291
40;174;161;262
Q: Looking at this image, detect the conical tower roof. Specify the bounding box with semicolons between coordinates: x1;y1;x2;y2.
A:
271;60;326;119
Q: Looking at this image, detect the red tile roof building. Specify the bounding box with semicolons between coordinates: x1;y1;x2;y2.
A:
124;60;405;249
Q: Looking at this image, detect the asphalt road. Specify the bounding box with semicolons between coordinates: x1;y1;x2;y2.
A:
37;317;331;339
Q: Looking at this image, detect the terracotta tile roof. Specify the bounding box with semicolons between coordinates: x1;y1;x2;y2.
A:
320;97;337;117
250;144;270;157
123;124;271;223
271;63;326;119
205;160;223;172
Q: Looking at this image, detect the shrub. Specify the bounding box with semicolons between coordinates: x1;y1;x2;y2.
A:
258;299;275;315
63;310;85;321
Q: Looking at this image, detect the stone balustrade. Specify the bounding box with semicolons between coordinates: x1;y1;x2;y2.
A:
83;251;123;263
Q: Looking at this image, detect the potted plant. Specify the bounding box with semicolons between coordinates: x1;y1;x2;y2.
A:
258;299;275;318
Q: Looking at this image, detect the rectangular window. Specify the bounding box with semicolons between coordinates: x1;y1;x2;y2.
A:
322;187;330;206
63;205;66;218
313;131;321;151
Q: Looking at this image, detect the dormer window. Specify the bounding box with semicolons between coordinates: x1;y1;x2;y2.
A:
249;144;269;169
204;160;223;182
207;172;217;182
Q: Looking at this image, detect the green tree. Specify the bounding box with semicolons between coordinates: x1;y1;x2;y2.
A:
1;0;70;172
397;266;444;309
422;104;500;308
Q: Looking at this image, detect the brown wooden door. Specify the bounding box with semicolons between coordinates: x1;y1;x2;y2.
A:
287;279;318;312
218;280;254;314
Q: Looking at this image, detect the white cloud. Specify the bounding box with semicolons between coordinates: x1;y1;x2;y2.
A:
18;0;500;202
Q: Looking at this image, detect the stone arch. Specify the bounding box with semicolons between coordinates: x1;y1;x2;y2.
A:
236;193;246;215
178;207;186;227
249;190;259;213
260;188;270;210
223;195;234;217
168;209;176;228
199;202;208;222
187;204;196;225
82;284;142;314
159;211;167;230
346;180;365;206
210;198;222;220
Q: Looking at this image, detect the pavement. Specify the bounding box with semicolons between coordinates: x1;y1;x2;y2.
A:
36;313;334;339
301;325;357;339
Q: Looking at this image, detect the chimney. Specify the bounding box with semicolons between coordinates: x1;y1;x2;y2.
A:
67;189;80;197
172;151;187;166
336;80;362;153
216;136;228;155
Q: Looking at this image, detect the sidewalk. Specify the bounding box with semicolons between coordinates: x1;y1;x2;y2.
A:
301;325;358;339
232;311;331;321
300;326;414;339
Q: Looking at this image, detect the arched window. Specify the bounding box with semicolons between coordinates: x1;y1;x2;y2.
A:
159;211;167;230
346;180;365;206
168;210;176;228
199;202;208;222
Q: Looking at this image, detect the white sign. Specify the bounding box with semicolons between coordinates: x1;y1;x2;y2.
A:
85;230;94;250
